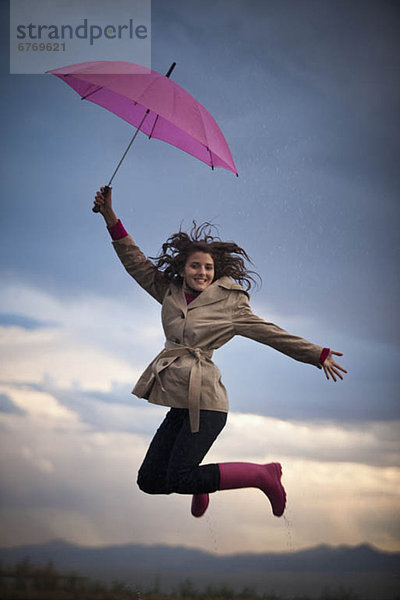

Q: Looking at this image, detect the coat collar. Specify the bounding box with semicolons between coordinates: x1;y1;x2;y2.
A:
168;276;248;311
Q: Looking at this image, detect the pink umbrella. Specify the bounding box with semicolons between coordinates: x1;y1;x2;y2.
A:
48;60;238;211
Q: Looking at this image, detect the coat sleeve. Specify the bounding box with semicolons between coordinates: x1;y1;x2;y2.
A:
231;291;323;369
111;235;169;304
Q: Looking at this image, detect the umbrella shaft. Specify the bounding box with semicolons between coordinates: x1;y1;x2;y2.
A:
108;109;149;186
107;63;177;186
108;63;176;186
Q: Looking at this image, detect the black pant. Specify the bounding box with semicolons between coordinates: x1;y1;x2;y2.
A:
137;408;227;495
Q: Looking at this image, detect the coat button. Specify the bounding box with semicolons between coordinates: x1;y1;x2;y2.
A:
162;360;168;366
181;313;185;319
173;338;180;344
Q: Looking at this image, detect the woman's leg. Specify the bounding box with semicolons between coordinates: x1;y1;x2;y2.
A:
138;409;285;517
166;409;227;495
137;408;186;494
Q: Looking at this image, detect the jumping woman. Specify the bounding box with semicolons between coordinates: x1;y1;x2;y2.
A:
94;187;347;519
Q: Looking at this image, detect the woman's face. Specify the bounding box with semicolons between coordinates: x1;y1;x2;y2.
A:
181;251;215;292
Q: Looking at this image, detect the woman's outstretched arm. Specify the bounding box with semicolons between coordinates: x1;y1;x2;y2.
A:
93;187;169;303
231;291;347;379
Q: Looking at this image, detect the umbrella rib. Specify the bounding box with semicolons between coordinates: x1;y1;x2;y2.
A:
196;105;215;170
197;103;237;175
207;146;214;170
81;85;104;100
148;113;160;139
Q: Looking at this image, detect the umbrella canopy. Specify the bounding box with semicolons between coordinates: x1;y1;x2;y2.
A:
48;60;238;175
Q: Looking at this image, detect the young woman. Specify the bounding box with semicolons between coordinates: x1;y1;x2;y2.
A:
94;187;347;519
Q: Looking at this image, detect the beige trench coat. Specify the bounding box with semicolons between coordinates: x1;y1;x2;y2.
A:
112;234;324;432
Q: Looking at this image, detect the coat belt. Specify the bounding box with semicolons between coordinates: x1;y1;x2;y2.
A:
152;342;213;433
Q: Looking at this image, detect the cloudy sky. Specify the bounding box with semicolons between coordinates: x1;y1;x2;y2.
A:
1;0;399;555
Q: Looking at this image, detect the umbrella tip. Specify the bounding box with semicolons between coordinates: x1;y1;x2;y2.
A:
165;62;176;78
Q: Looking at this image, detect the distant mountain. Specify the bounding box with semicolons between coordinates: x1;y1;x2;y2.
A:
0;540;399;599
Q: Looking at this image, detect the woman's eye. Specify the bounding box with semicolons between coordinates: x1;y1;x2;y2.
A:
188;263;213;270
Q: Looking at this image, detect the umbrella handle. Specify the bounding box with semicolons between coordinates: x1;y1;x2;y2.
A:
92;185;110;213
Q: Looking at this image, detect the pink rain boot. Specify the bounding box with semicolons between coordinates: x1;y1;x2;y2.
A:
191;493;209;518
218;462;286;517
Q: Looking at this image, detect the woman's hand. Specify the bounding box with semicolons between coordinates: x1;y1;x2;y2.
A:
94;186;112;213
93;187;118;227
322;350;347;382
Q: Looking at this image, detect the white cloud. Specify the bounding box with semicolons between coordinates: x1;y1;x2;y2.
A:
216;413;400;468
0;385;79;423
0;281;162;391
18;379;398;469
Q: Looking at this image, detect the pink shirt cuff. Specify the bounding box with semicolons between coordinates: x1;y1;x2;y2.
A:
107;219;128;241
320;347;330;364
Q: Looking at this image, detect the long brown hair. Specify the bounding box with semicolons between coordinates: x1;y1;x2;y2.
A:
151;222;260;291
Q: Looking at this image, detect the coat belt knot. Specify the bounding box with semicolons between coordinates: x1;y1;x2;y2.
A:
152;342;214;433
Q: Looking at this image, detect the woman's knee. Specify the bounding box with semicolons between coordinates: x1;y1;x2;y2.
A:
137;469;169;495
137;464;189;494
137;469;157;494
168;463;220;494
